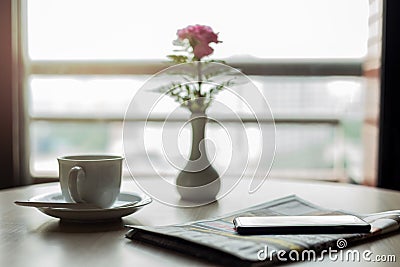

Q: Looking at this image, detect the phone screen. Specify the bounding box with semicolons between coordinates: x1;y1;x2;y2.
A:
233;215;371;235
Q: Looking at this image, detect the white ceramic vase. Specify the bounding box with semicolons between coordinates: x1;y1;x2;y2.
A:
176;111;220;202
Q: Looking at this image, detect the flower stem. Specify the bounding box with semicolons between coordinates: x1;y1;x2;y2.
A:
197;61;202;97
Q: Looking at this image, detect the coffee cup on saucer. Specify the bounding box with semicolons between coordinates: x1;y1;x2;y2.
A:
57;155;124;209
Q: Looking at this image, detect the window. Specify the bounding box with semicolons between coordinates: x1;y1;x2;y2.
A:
21;0;369;182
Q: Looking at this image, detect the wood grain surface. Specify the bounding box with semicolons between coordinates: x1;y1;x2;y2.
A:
1;177;399;267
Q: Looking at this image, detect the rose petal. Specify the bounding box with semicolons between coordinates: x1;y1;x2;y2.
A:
193;44;214;60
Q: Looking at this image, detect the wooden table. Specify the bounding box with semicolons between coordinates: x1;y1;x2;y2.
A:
1;178;399;266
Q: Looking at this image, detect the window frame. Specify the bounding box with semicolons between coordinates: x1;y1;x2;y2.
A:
17;0;364;183
0;0;16;188
377;0;400;190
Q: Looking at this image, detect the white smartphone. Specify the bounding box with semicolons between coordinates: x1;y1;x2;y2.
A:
233;215;371;235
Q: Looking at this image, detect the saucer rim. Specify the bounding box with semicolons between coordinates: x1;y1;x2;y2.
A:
29;191;152;212
28;191;151;222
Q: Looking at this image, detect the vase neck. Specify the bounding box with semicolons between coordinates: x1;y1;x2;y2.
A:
189;112;207;161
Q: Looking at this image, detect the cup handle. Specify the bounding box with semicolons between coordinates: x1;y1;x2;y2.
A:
68;166;85;203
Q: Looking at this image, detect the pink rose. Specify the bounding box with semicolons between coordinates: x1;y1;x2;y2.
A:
177;24;220;60
193;43;214;60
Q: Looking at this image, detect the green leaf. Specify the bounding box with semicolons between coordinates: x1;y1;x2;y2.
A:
167;55;189;64
208;59;227;64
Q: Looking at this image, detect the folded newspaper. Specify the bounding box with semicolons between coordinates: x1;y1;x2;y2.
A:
126;195;400;266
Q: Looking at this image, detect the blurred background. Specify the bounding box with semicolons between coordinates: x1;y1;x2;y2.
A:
7;0;383;186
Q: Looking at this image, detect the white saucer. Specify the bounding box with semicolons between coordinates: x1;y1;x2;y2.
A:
29;192;151;222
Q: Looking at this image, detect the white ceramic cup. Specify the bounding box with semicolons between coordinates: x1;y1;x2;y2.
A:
58;155;123;208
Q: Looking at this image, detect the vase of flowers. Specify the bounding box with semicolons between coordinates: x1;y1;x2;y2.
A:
156;25;236;201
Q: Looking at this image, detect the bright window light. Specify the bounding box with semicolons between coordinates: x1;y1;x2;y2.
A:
27;0;369;60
